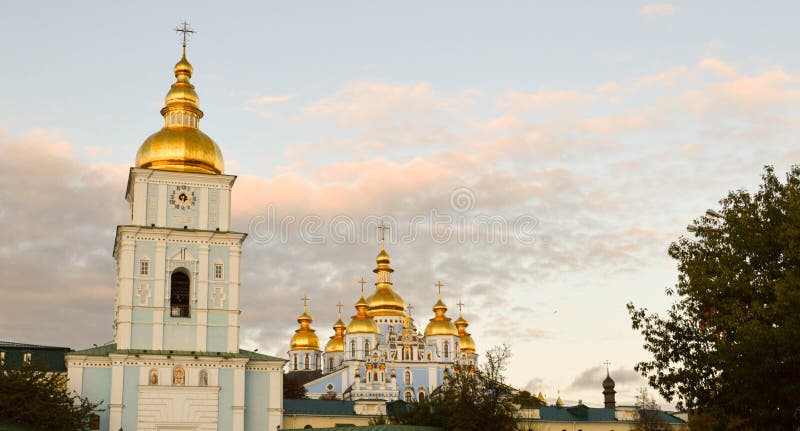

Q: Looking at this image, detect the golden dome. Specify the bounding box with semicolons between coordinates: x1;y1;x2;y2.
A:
347;294;380;334
424;298;459;337
324;317;347;353
290;303;320;351
366;245;406;317
454;311;476;354
135;46;224;175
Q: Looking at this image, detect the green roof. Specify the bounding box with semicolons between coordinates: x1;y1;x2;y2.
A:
69;344;285;362
528;405;685;424
283;426;443;431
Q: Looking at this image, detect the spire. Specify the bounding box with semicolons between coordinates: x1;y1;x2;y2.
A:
347;278;380;334
454;300;476;354
367;228;406;317
424;280;459;337
135;22;224;175
325;302;347;353
603;361;616;408
290;296;320;350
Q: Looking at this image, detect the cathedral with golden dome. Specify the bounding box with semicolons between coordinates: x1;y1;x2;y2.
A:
285;241;479;403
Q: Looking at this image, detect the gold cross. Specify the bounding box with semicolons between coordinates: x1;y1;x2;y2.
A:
174;21;195;47
301;295;310;310
377;221;390;243
358;277;367;294
336;301;344;317
457;300;464;313
435;280;445;296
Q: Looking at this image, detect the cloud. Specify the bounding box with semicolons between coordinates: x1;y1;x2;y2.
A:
568;365;641;390
247;94;295;105
641;3;677;17
0;130;128;348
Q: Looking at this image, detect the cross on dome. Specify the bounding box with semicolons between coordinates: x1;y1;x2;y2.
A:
435;280;445;297
457;300;465;314
336;301;344;317
175;21;195;47
301;295;310;311
358;276;367;294
377;221;390;244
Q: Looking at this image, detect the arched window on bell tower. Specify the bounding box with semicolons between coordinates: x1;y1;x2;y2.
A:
170;269;191;317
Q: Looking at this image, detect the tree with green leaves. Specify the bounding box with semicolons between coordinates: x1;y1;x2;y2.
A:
0;362;100;431
628;166;800;430
388;344;519;431
282;373;308;399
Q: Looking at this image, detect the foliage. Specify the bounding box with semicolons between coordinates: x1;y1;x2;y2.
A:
283;373;308;399
0;362;100;431
628;166;800;430
632;388;667;431
368;415;389;425
388;344;519;431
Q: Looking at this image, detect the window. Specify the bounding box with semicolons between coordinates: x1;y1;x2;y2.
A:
23;352;31;364
419;390;426;402
304;353;310;370
405;391;413;402
170;270;190;317
199;370;208;386
214;263;223;280
328;358;333;371
404;370;411;385
293;354;298;370
364;341;370;356
89;414;100;430
350;340;356;357
139;258;150;275
443;341;450;359
0;351;4;365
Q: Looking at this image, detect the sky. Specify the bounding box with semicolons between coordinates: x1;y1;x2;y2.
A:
1;1;800;408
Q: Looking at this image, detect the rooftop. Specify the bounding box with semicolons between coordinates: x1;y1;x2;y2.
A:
68;344;285;362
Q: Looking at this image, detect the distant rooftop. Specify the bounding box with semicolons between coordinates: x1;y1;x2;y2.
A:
0;341;71;350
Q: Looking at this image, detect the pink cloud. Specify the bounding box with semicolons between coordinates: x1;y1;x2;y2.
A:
641;3;677;17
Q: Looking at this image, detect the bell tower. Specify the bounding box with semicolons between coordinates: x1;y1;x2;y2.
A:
113;36;246;354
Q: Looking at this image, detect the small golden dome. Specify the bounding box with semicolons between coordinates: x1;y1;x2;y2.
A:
135;46;224;175
424;298;458;337
367;245;406;317
459;334;476;354
347;294;380;334
324;337;344;353
324;317;347;353
454;312;476;354
290;308;320;351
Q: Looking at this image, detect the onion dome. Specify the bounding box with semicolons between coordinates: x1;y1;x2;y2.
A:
325;307;347;353
603;372;616;390
454;308;476;354
556;393;564;407
135;46;224;174
424;297;459;337
537;392;546;404
366;245;406;316
290;300;320;351
347;293;380;334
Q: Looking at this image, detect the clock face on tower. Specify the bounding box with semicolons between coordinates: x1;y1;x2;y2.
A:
170;185;197;210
